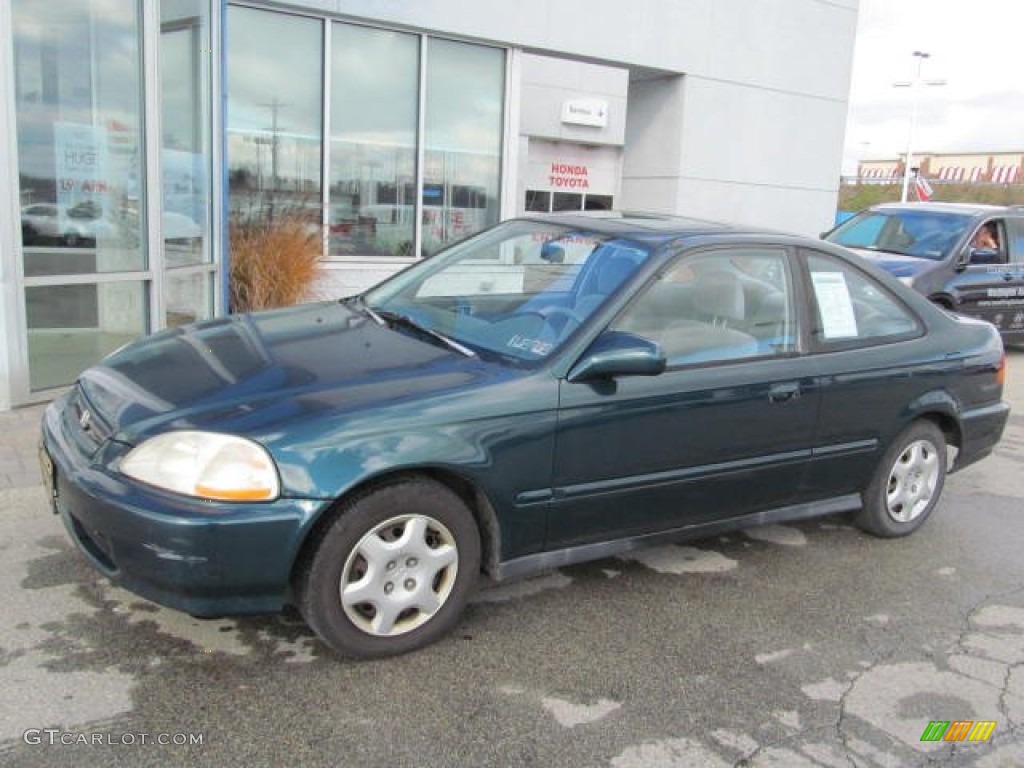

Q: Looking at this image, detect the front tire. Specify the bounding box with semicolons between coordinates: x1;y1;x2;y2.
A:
297;477;480;658
856;420;947;538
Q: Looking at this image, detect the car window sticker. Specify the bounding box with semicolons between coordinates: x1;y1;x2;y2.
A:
506;334;553;356
811;271;859;339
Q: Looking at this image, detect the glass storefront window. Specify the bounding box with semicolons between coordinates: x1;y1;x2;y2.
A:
523;191;613;213
25;282;148;391
161;8;210;268
524;190;550;213
423;39;504;256
7;1;509;402
165;271;214;328
161;0;215;325
14;0;147;277
552;192;583;212
227;7;323;223
13;0;151;393
329;24;418;258
585;194;613;211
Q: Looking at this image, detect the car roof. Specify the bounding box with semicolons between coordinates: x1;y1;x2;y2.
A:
869;202;1021;217
517;211;781;244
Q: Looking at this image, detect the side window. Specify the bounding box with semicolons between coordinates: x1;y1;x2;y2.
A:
1004;217;1024;263
968;219;1007;264
612;247;797;366
805;252;919;346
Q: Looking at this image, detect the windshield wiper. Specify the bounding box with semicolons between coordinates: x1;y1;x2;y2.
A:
371;308;477;358
350;297;385;326
340;295;374;318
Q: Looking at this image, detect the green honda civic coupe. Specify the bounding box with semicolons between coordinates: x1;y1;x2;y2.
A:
40;213;1010;657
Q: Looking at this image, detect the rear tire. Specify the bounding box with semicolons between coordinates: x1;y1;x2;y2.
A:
296;477;480;658
856;420;947;538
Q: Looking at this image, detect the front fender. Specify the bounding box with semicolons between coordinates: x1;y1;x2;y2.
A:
273;406;559;563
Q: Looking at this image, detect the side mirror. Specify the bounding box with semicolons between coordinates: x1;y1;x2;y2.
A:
567;331;666;383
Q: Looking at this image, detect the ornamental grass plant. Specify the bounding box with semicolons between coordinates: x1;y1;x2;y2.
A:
228;204;323;313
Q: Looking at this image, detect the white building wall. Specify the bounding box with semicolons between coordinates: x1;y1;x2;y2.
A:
519;55;628;147
516;54;628;215
292;0;858;235
618;76;687;214
624;72;850;234
302;0;857;98
520;140;621;207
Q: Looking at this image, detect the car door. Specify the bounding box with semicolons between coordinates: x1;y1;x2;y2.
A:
995;216;1024;336
548;245;821;549
951;217;1024;333
797;248;930;499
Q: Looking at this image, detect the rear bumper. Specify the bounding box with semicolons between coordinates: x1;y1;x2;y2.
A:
41;398;327;617
953;400;1011;472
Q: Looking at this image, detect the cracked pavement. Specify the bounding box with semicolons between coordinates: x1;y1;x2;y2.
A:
1;351;1022;767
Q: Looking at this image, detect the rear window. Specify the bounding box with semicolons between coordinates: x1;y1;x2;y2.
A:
805;252;921;347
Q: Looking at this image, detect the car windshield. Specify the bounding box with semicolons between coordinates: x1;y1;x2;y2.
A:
826;209;973;261
363;219;654;364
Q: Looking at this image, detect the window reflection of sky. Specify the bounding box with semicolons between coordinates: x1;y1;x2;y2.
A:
426;39;504;155
13;1;141;181
227;8;322;137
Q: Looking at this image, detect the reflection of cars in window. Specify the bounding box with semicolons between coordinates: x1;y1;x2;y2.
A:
20;202;113;247
824;202;1024;343
41;213;1010;659
20;204;61;243
22;201;202;251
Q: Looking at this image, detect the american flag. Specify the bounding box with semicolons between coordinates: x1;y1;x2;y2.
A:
914;175;934;202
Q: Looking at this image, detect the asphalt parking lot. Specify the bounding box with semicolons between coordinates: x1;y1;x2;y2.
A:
1;352;1022;767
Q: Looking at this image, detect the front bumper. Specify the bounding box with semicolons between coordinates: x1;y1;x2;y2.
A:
40;397;328;617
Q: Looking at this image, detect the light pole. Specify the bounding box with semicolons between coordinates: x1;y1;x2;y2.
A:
894;51;945;202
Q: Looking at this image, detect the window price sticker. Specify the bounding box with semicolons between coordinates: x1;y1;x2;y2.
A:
811;271;858;339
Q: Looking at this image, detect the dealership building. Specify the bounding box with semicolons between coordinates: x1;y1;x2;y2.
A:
0;0;858;410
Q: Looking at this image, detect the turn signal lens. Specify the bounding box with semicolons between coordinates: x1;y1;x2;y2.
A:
996;353;1006;387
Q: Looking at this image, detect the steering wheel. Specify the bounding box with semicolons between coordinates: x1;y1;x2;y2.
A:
907;231;953;256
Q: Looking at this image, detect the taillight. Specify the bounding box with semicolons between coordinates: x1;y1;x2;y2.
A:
996;353;1006;387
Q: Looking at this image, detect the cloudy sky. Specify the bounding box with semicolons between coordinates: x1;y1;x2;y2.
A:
842;0;1024;174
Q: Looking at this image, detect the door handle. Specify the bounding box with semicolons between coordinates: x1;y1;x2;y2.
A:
769;382;801;403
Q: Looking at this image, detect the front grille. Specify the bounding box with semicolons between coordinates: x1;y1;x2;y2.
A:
64;385;113;456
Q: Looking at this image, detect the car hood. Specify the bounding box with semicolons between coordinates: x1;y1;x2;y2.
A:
77;301;504;443
845;247;938;278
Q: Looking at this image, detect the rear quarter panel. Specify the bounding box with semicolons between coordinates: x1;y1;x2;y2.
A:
801;307;1004;499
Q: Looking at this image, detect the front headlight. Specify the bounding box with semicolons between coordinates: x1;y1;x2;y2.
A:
120;431;280;502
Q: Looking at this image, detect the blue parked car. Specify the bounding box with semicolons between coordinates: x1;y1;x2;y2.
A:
824;202;1024;343
41;213;1010;657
